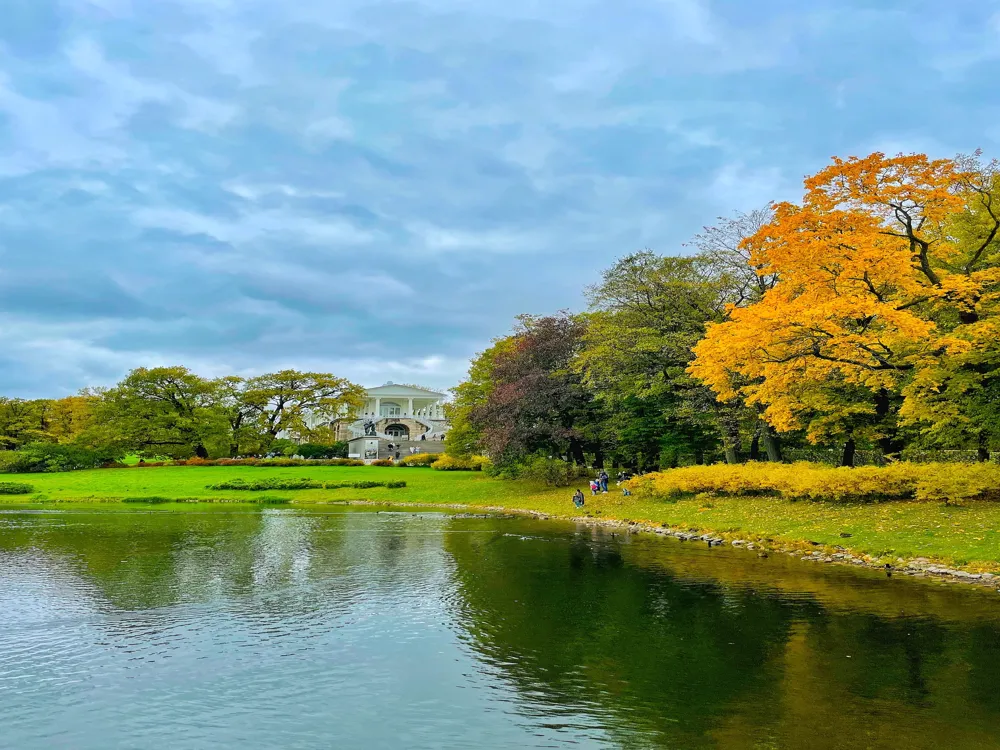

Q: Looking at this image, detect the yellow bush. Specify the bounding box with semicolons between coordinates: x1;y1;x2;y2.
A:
431;455;491;471
626;461;1000;504
398;453;441;467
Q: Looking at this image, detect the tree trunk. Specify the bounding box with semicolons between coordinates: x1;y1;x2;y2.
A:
594;447;605;469
874;388;904;460
722;420;741;464
753;407;782;462
749;432;761;461
715;404;742;465
978;432;990;463
761;424;782;462
229;443;239;458
841;437;856;468
195;443;209;459
694;447;705;465
569;438;586;466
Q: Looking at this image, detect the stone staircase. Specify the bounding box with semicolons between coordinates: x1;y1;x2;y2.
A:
378;439;445;460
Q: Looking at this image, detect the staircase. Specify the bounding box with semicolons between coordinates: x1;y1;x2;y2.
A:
378;439;446;460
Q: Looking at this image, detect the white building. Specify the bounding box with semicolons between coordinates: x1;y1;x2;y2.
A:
323;382;449;444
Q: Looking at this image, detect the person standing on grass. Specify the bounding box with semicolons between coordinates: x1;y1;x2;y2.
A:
573;489;585;508
599;470;609;493
590;479;600;496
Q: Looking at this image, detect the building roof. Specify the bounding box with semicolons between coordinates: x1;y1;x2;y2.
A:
365;382;446;398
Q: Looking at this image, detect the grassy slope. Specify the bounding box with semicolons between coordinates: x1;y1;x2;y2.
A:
5;465;1000;569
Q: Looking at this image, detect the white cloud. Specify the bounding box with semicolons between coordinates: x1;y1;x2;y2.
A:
132;207;377;246
66;37;238;133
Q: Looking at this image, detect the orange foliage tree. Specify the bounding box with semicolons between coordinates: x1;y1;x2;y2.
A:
690;152;1000;462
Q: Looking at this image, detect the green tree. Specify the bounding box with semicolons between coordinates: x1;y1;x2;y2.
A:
94;366;227;459
0;398;49;449
576;252;731;467
446;337;517;458
243;370;366;447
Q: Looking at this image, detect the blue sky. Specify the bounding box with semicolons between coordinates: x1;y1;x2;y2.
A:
1;0;997;396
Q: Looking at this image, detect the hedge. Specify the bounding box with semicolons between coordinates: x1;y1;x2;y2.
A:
626;461;1000;504
431;455;490;471
0;482;34;495
206;478;407;491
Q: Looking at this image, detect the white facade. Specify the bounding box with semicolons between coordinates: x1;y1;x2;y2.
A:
332;382;450;441
355;383;447;422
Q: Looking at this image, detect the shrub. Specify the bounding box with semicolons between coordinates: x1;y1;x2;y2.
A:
431;455;490;471
208;478;321;490
0;452;34;473
0;443;119;473
371;459;395;467
268;438;298;456
174;457;364;468
297;442;349;459
519;456;589;487
398;453;441;467
207;478;407;491
0;481;34;495
626;461;1000;504
178;457;217;467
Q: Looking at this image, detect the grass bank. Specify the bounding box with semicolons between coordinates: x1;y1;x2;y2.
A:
5;465;1000;574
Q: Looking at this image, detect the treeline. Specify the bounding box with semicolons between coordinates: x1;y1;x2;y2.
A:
448;152;1000;471
0;367;365;468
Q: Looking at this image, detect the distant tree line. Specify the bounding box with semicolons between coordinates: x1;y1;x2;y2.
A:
0;367;365;467
447;152;1000;471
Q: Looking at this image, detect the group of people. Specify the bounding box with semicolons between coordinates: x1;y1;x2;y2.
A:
572;469;632;508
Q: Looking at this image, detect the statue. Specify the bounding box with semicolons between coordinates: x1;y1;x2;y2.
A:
363;419;376;436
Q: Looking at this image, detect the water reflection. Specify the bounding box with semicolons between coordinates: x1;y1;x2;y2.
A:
447;520;1000;749
1;507;999;749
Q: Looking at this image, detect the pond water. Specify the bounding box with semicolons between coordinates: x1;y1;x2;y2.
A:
3;506;1000;749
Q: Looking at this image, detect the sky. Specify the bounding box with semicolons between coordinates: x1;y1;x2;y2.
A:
0;0;998;397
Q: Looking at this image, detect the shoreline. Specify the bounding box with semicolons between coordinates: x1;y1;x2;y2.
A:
319;498;1000;593
6;486;1000;592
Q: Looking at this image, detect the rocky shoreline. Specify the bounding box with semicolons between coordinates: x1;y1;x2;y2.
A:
335;499;1000;593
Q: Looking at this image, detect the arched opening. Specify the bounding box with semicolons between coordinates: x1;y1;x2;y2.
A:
384;423;410;439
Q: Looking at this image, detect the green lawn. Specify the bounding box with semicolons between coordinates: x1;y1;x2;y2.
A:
5;465;1000;570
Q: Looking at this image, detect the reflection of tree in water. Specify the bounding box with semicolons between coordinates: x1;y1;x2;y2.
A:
445;523;795;747
0;510;266;611
0;509;453;615
445;520;1000;749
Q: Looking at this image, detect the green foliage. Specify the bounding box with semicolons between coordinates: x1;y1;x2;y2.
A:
92;366;227;459
0;443;119;473
296;442;349;459
518;456;589;486
102;457;369;468
206;477;406;491
397;452;441;467
267;438;298;456
432;455;489;471
628;462;1000;504
0;481;34;494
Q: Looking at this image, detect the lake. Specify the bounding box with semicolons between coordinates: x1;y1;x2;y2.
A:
2;506;1000;749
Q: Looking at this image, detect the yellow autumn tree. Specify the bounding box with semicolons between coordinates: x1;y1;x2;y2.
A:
690;151;1000;460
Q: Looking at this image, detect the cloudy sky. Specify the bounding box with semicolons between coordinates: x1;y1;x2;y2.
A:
0;0;997;396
